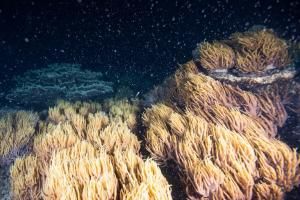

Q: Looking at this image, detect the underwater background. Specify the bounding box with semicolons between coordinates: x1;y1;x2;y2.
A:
0;0;299;102
0;0;299;199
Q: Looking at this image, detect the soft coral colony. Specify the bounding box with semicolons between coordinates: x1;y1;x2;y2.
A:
144;27;300;199
0;27;299;200
9;100;172;200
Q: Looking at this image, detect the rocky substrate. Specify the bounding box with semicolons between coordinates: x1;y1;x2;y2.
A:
0;165;10;200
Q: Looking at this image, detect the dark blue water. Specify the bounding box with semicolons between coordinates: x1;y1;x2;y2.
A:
0;0;299;99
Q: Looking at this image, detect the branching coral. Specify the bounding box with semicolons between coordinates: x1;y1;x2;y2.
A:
0;111;39;165
193;41;235;70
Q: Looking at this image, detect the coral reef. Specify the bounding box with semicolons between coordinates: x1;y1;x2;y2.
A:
4;63;113;108
0;111;39;166
143;61;300;199
4;27;300;200
142;28;300;199
10;101;172;200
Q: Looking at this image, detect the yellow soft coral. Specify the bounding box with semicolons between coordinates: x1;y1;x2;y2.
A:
143;66;300;199
10;101;172;200
0;111;38;165
230;29;291;72
42;141;117;200
194;41;235;70
103;98;140;130
10;155;40;200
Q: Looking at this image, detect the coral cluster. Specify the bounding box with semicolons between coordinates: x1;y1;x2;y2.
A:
143;62;300;199
0;111;39;166
103;98;140;130
144;61;288;134
194;41;235;71
5;63;113;108
193;28;291;73
10;101;172;200
230;29;290;72
191;28;300;122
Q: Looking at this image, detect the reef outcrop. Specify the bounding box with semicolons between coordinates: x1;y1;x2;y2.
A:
5;63;113;108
